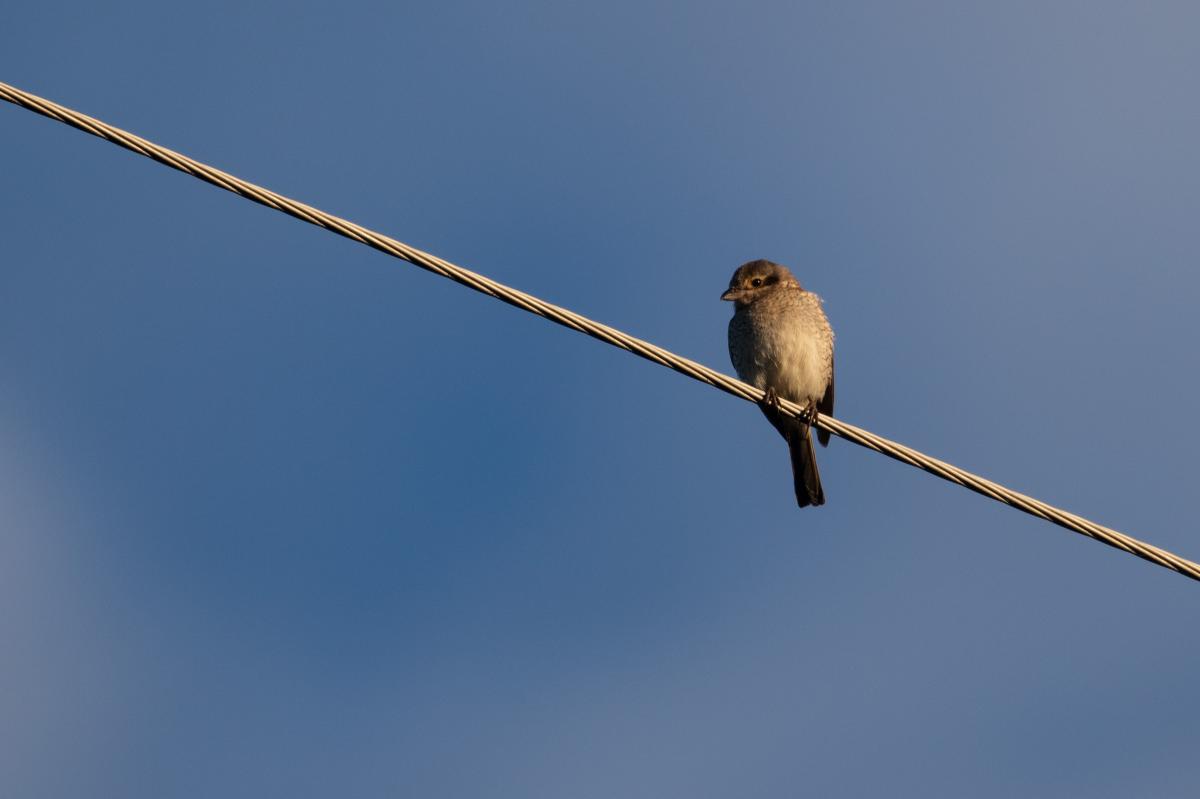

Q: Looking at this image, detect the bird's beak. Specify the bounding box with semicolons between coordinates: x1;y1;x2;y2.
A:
720;288;740;302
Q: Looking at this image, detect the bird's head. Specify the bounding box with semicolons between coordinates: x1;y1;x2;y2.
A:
720;259;800;306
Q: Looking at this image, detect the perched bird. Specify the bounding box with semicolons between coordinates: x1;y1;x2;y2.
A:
722;259;835;507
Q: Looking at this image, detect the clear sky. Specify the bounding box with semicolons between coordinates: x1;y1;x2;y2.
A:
3;2;1198;797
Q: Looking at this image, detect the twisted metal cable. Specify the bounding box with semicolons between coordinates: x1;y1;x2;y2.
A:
2;80;1196;583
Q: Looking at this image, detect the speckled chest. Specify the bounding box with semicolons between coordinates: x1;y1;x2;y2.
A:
728;289;833;405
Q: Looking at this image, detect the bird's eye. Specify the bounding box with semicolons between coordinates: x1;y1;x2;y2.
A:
751;278;763;287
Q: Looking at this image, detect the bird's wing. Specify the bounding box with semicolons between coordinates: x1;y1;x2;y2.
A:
817;354;834;447
727;315;750;381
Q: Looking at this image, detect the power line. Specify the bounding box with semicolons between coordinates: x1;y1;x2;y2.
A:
2;79;1196;582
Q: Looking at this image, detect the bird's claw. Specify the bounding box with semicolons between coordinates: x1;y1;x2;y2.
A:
760;388;816;426
757;387;787;435
800;401;819;426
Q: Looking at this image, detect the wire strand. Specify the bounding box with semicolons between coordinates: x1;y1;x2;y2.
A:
2;80;1196;582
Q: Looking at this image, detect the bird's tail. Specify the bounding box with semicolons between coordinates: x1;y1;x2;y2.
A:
757;401;825;508
786;423;825;508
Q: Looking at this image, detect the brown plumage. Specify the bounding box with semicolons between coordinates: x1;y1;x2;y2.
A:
722;259;835;507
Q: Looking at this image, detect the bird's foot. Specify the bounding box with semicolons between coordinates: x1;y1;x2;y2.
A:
757;388;794;439
800;401;819;426
758;387;784;427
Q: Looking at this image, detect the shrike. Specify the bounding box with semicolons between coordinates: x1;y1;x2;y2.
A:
723;259;835;507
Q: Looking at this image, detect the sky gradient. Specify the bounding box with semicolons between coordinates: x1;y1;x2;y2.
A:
3;2;1198;797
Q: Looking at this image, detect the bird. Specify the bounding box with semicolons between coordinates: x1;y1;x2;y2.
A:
722;259;835;507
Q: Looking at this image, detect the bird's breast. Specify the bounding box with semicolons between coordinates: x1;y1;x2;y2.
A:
728;293;832;405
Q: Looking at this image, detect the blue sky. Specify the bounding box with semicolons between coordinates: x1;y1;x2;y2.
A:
2;2;1198;797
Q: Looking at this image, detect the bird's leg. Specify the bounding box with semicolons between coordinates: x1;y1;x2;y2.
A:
800;400;819;427
757;387;795;440
758;387;781;423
